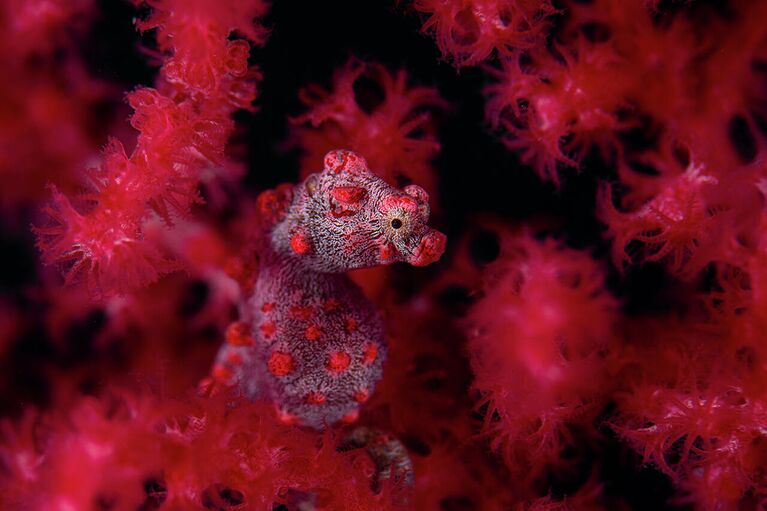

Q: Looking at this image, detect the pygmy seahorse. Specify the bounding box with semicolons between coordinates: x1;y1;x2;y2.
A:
211;149;446;429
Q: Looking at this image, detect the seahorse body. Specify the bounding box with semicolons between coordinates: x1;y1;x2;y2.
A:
212;150;446;429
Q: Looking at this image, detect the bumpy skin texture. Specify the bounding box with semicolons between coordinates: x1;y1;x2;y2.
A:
273;150;447;271
213;150;446;429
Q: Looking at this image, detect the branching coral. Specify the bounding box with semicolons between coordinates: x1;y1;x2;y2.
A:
416;0;767;288
0;390;401;510
34;0;267;297
598;161;720;276
610;318;767;511
485;40;628;185
411;0;556;67
6;0;767;509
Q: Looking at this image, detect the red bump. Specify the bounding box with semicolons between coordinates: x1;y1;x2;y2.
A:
213;364;233;381
267;351;294;377
261;302;275;313
305;325;323;341
331;186;368;204
290;231;312;254
306;391;326;405
226;352;244;366
371;434;393;446
324;150;344;173
259;321;277;339
354;389;369;403
344;316;358;333
326;351;351;373
257;189;279;217
256;184;293;224
362;343;378;365
382;194;418;214
324;150;367;174
341;409;359;424
403;184;429;204
289;305;314;320
223;257;252;287
380;242;397;261
323;299;341;313
226;322;254;346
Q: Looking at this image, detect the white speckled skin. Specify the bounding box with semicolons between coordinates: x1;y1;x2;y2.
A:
213;150;446;429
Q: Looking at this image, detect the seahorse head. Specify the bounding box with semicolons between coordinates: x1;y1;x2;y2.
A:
271;150;447;272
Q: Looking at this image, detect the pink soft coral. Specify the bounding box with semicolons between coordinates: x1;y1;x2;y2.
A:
34;0;266;297
610;319;767;511
412;0;555;67
292;60;445;193
598;161;719;277
0;390;401;510
485;41;628;186
467;233;617;479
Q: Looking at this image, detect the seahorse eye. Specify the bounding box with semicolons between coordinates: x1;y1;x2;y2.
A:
391;218;403;229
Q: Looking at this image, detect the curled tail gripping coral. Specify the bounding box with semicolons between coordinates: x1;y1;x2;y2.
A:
212;150;446;429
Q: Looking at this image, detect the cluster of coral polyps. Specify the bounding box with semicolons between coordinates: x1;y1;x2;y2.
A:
2;0;767;509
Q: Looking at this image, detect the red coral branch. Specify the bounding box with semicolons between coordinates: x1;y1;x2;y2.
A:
485;41;628;185
411;0;556;67
0;390;399;510
34;0;267;297
598;161;720;276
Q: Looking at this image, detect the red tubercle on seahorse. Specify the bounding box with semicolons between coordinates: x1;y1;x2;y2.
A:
326;351;351;373
290;231;313;255
332;186;368;204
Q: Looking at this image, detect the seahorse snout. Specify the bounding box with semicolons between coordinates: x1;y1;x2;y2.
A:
408;229;447;267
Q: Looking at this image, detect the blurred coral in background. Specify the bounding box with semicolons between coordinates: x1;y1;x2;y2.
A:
2;0;767;509
0;0;107;208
